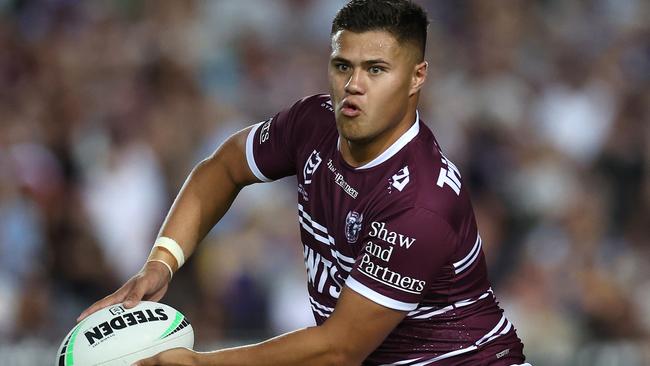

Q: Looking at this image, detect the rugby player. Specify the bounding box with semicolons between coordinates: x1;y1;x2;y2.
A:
80;1;530;365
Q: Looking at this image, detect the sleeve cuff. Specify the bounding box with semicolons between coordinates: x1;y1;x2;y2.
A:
345;276;418;311
245;122;272;182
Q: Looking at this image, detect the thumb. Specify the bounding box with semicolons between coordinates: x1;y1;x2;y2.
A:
132;355;157;366
131;360;147;366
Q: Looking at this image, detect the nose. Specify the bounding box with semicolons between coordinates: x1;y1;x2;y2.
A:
344;69;365;95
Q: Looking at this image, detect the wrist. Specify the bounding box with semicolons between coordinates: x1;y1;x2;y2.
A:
146;236;187;280
193;351;207;365
145;259;174;281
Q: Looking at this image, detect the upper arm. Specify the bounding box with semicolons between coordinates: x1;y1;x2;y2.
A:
215;95;322;185
209;96;304;186
210;125;261;187
321;287;406;364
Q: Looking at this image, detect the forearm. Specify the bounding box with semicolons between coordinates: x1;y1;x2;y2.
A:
158;158;240;258
198;326;356;366
151;130;257;270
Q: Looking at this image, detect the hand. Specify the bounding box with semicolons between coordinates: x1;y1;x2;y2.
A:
77;261;170;321
132;347;200;366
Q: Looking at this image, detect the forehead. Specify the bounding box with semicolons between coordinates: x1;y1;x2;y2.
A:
330;30;404;60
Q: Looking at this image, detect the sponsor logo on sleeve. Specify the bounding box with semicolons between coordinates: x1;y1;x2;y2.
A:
344;211;363;243
368;221;416;249
357;223;425;294
298;183;309;201
364;240;393;261
303;150;322;185
436;154;461;196
259;118;272;144
321;100;334;112
358;242;425;294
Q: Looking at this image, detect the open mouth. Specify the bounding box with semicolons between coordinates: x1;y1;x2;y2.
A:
341;100;361;117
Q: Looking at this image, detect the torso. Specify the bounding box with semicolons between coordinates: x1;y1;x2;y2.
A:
247;94;525;365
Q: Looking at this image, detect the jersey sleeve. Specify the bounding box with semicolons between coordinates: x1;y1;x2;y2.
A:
346;207;457;311
245;98;306;182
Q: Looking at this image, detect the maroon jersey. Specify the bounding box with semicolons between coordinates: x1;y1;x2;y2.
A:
246;95;526;365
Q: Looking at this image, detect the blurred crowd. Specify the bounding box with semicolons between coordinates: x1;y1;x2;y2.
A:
0;0;648;365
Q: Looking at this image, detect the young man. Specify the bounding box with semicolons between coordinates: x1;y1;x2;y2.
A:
79;1;529;365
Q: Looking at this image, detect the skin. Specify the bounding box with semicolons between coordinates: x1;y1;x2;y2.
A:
329;30;428;167
78;29;428;366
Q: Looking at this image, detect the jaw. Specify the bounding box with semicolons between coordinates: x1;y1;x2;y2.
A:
335;113;369;142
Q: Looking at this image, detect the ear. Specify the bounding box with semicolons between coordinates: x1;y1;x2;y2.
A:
409;61;428;96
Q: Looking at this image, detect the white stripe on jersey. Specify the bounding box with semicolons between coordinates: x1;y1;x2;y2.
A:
309;296;334;316
310;303;329;318
380;357;422;365
407;288;493;320
453;235;482;275
475;315;512;347
298;216;330;245
378;313;515;366
245;122;272;182
299;206;329;234
345;276;418;311
298;204;356;273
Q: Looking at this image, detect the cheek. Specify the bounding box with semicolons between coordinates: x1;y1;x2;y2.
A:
327;72;345;97
374;76;410;103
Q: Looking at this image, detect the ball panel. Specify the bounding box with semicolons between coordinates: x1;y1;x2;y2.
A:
97;331;194;365
56;302;194;366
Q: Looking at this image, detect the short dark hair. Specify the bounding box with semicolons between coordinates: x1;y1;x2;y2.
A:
331;0;429;60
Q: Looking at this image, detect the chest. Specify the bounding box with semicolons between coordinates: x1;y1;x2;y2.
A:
295;147;412;258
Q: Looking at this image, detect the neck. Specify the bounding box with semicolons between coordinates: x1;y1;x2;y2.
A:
340;108;418;168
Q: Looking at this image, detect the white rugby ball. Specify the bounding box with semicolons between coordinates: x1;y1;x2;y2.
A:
56;301;194;366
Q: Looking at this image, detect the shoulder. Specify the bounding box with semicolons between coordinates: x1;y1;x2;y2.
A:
260;93;336;145
379;123;471;234
288;94;335;120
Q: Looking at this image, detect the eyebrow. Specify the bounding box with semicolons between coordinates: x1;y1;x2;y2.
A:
330;56;391;66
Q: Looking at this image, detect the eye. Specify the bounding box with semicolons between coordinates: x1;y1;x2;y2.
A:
335;63;350;72
368;66;384;75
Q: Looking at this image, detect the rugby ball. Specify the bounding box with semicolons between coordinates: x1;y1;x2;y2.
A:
56;301;194;366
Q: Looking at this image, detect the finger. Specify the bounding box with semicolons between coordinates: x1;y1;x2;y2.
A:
143;283;168;303
131;357;154;366
132;348;192;366
123;278;150;309
131;355;155;366
77;287;131;322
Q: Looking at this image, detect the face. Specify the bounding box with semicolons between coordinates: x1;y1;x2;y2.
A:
328;30;426;146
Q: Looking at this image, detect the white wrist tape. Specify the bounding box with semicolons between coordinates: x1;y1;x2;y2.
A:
147;259;174;280
153;237;186;268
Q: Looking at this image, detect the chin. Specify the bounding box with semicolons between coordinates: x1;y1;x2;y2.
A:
339;129;374;145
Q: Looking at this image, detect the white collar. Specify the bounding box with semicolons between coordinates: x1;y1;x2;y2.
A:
338;111;420;170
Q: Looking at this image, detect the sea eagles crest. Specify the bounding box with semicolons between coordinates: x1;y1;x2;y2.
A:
345;211;363;244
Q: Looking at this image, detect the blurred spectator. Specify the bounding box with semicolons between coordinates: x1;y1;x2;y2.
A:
0;1;648;365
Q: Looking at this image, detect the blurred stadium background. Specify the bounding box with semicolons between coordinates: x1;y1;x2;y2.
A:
0;0;648;365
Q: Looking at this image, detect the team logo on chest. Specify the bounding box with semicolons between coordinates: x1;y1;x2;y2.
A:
303;150;322;185
344;210;364;244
